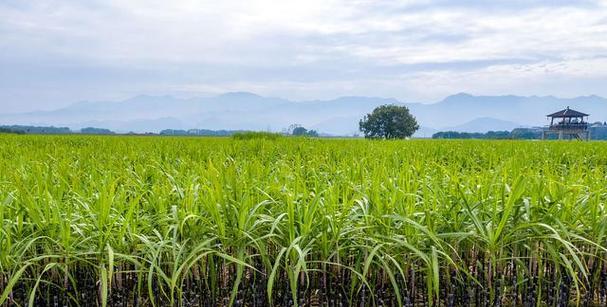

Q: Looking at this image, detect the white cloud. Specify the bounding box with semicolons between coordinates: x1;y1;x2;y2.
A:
1;0;607;111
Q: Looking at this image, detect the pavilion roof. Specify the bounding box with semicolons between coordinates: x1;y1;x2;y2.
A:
547;107;589;118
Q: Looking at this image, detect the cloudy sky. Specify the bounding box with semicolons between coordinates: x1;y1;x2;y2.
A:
1;0;607;112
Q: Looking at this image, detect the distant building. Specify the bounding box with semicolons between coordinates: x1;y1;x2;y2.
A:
542;107;590;140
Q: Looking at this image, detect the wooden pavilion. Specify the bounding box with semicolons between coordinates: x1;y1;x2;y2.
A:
542;107;590;140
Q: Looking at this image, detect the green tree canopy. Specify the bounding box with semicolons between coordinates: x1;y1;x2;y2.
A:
292;126;308;136
291;126;319;137
359;104;419;139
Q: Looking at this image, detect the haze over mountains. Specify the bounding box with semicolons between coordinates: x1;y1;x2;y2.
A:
2;93;606;137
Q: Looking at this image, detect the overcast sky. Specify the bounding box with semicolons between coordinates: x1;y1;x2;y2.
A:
1;0;607;112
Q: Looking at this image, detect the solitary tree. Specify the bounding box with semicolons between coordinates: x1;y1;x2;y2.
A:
359;105;419;139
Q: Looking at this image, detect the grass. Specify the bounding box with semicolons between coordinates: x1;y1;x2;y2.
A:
232;131;282;140
0;135;606;306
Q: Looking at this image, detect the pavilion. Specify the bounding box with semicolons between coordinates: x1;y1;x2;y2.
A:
542;107;590;140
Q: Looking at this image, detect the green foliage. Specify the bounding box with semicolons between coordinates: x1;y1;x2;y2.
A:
433;127;604;140
510;128;542;139
433;130;512;139
308;130;318;137
0;127;24;134
80;127;115;135
0;135;606;305
0;125;70;134
590;125;607;140
292;126;319;137
232;131;282;140
160;128;243;136
292;126;307;136
359;104;419;139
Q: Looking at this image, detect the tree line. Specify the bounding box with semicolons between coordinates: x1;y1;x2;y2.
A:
433;125;607;140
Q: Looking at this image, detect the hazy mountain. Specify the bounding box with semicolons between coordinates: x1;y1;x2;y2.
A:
410;93;607;128
413;126;439;138
75;117;187;133
1;92;606;136
445;117;523;133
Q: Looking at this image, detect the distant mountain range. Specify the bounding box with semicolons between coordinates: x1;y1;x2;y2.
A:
1;92;606;136
444;117;523;133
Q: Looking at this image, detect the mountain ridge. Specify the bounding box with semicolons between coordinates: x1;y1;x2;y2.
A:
1;93;606;136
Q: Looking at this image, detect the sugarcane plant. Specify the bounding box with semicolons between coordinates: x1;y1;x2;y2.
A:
0;135;606;306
